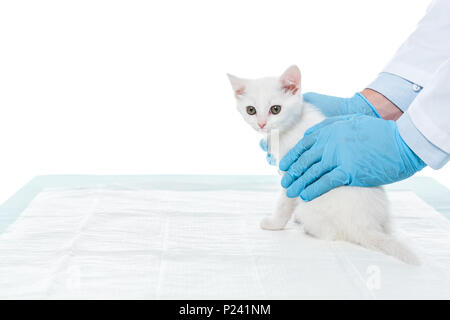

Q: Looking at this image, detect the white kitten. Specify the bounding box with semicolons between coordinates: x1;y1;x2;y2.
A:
227;65;420;265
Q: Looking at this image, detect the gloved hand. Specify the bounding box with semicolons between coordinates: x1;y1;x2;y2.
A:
303;92;381;117
279;114;426;201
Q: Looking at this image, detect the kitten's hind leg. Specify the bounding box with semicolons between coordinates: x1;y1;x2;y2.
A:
260;191;297;230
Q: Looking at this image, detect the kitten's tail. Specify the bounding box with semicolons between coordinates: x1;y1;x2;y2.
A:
359;232;421;266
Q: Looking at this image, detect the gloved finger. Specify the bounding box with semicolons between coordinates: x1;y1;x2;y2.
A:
285;161;329;198
299;168;349;201
304;115;352;136
259;139;268;152
303;92;346;117
266;153;276;166
281;148;322;188
279;134;317;172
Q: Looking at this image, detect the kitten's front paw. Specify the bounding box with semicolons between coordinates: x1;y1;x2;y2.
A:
260;217;285;231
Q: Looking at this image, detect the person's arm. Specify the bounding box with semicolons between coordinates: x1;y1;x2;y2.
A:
279;60;450;201
303;0;450;120
302;0;450;171
396;58;450;169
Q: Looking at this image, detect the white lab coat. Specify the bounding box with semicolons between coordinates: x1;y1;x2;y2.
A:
383;0;450;155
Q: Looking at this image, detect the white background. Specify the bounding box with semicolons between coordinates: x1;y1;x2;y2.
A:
0;0;448;204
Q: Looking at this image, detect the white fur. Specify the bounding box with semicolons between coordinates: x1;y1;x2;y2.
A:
228;66;420;265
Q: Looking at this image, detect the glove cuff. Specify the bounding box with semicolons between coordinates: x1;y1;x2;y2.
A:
354;92;381;118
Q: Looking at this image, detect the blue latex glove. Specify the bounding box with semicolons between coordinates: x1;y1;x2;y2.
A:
303;92;381;117
279;114;426;201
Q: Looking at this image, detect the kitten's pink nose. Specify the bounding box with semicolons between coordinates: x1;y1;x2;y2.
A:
258;122;266;129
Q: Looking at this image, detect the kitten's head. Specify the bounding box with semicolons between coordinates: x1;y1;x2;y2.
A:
227;65;303;133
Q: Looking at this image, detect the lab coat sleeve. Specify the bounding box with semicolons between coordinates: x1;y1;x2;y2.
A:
396;58;450;169
367;72;423;112
382;0;450;86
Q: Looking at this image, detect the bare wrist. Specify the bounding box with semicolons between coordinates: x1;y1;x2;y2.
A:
361;88;403;120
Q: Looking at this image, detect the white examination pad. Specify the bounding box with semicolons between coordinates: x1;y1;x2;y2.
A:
0;188;449;299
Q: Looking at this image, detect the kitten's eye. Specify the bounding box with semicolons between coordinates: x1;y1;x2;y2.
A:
270;105;281;114
246;106;256;115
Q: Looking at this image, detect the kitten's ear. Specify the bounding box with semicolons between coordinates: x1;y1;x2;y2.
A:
227;74;246;97
280;65;301;95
